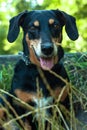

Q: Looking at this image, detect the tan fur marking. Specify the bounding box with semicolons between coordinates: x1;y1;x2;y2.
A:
24;120;32;130
0;108;6;119
26;33;40;66
52;33;62;44
34;20;39;27
49;19;54;25
54;56;58;65
26;33;30;42
54;86;69;102
15;89;37;102
30;47;40;66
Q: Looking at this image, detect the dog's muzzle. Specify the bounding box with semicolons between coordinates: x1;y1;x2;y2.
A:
39;42;58;70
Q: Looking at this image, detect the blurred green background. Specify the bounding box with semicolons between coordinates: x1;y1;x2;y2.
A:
0;0;87;54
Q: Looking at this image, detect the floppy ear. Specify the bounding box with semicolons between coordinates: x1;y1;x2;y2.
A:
55;10;79;40
7;10;28;43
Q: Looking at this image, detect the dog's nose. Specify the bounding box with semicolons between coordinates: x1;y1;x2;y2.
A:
41;43;54;56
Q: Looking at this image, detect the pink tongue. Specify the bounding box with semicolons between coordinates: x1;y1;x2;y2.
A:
40;58;54;70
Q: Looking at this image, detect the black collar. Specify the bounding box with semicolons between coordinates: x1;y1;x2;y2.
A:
18;51;31;65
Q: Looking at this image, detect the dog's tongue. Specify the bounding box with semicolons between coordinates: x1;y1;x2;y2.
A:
40;57;54;70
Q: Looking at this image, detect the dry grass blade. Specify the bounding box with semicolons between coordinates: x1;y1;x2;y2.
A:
0;89;34;111
37;67;55;97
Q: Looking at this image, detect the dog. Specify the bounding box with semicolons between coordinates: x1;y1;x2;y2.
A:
0;9;79;129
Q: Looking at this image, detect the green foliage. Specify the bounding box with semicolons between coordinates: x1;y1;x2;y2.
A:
0;0;87;54
0;65;13;90
64;53;87;95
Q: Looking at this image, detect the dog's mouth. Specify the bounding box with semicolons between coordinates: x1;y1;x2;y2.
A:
32;46;58;70
28;44;58;70
39;57;54;70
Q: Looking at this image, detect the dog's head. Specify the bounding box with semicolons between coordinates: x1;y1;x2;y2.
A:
7;10;79;70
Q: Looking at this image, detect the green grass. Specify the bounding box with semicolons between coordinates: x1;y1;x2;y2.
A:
0;54;87;130
0;64;13;91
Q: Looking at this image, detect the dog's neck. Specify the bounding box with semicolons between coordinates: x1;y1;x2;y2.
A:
19;51;31;65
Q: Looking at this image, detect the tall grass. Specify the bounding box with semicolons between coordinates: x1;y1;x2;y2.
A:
0;53;87;130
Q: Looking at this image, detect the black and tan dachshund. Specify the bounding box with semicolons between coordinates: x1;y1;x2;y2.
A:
0;9;79;129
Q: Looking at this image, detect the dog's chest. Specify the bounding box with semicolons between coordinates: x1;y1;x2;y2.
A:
20;67;64;95
13;63;68;111
13;62;66;95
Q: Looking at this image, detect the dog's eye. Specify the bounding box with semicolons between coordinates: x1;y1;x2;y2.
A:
28;25;40;39
29;26;36;31
53;24;59;30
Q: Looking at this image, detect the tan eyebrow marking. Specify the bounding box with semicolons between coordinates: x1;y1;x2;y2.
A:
49;19;54;24
34;20;39;27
